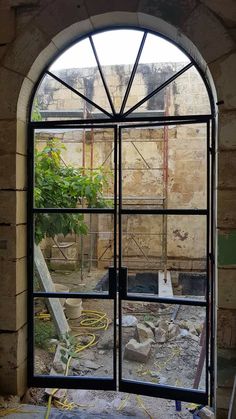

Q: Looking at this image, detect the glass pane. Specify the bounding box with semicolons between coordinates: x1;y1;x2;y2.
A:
34;128;115;209
127;66;211;117
49;38;112;116
121;300;206;391
31;74;111;121
124;32;190;114
92;29;144;112
34;297;114;378
34;213;115;294
121;215;207;299
121;124;207;210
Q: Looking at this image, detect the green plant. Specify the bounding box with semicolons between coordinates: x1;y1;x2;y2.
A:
34;319;57;349
60;332;80;365
32;98;42;122
34;137;112;244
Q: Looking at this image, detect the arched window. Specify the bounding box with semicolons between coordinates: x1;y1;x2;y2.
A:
29;28;215;405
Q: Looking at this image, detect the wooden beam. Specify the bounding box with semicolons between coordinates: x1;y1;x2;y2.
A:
34;244;70;338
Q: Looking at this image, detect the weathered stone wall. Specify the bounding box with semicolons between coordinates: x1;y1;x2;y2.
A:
0;1;235;417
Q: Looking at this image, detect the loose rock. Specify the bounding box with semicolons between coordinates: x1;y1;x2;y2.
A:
124;338;151;363
155;327;167;343
135;323;155;343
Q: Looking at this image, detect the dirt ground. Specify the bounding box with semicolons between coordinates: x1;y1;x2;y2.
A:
33;268;205;418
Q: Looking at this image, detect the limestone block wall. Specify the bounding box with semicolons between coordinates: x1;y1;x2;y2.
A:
0;1;235;417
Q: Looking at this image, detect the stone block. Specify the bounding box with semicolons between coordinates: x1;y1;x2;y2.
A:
0;290;27;331
216;386;232;410
35;0;88;40
3;24;49;77
52;20;93;50
135;323;155;343
0;257;27;297
183;4;234;64
217;348;236;388
90;11;139;29
0;191;26;224
124;338;151;363
218;150;236;189
0;358;27;396
218;190;236;229
209;52;236;110
218;269;236;309
217;308;236;349
0;324;27;369
219;111;236;150
138;0;197;27
16;154;27;189
0;7;15;44
0;224;27;261
0;66;24;120
17;76;34;122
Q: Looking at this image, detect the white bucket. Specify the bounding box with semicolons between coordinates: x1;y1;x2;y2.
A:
54;283;69;306
65;298;83;319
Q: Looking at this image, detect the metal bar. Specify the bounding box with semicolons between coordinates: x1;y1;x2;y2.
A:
118;126;123;386
29;114;212;128
121;209;208;215
119;380;208;405
122;294;207;306
113;125;118;385
206;120;210;397
122;63;193;117
89;36;116;116
46;70;113;119
29;376;116;391
33;208;115;214
119;31;147;114
27;123;35;387
33;292;111;299
210;117;216;406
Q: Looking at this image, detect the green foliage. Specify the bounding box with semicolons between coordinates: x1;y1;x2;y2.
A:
32;99;42;122
34;137;112;244
60;332;80;364
34;319;57;349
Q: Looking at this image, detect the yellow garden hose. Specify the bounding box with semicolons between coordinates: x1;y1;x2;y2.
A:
45;309;109;419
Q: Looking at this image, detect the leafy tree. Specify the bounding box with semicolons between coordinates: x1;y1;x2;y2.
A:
34;137;112;244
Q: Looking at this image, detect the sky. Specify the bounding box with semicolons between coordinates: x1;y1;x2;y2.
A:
50;29;189;71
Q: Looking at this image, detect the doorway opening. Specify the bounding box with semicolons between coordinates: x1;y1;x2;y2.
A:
28;28;215;407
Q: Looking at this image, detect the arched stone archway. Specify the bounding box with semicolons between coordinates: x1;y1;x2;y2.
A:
0;2;235;417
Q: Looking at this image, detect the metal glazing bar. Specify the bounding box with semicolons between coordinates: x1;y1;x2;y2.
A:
46;70;113;119
113;125;118;383
119;380;207;405
30;376;116;391
33;292;112;299
206;120;210;396
210;117;216;406
89;36;116;116
123;62;193;117
120;116;212;129
119;31;147;114
33;208;115;214
29;113;212;128
27;123;35;386
118;126;122;384
123;295;207;306
121;209;208;215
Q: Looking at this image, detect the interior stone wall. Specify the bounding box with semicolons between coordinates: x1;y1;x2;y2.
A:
0;1;235;417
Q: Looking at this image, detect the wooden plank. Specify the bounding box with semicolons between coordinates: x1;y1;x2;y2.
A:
159;271;173;297
34;244;70;338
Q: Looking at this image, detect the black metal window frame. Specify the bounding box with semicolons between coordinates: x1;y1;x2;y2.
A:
28;26;216;405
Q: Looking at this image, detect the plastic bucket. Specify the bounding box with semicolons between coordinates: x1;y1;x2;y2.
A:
54;283;69;306
65;298;83;319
